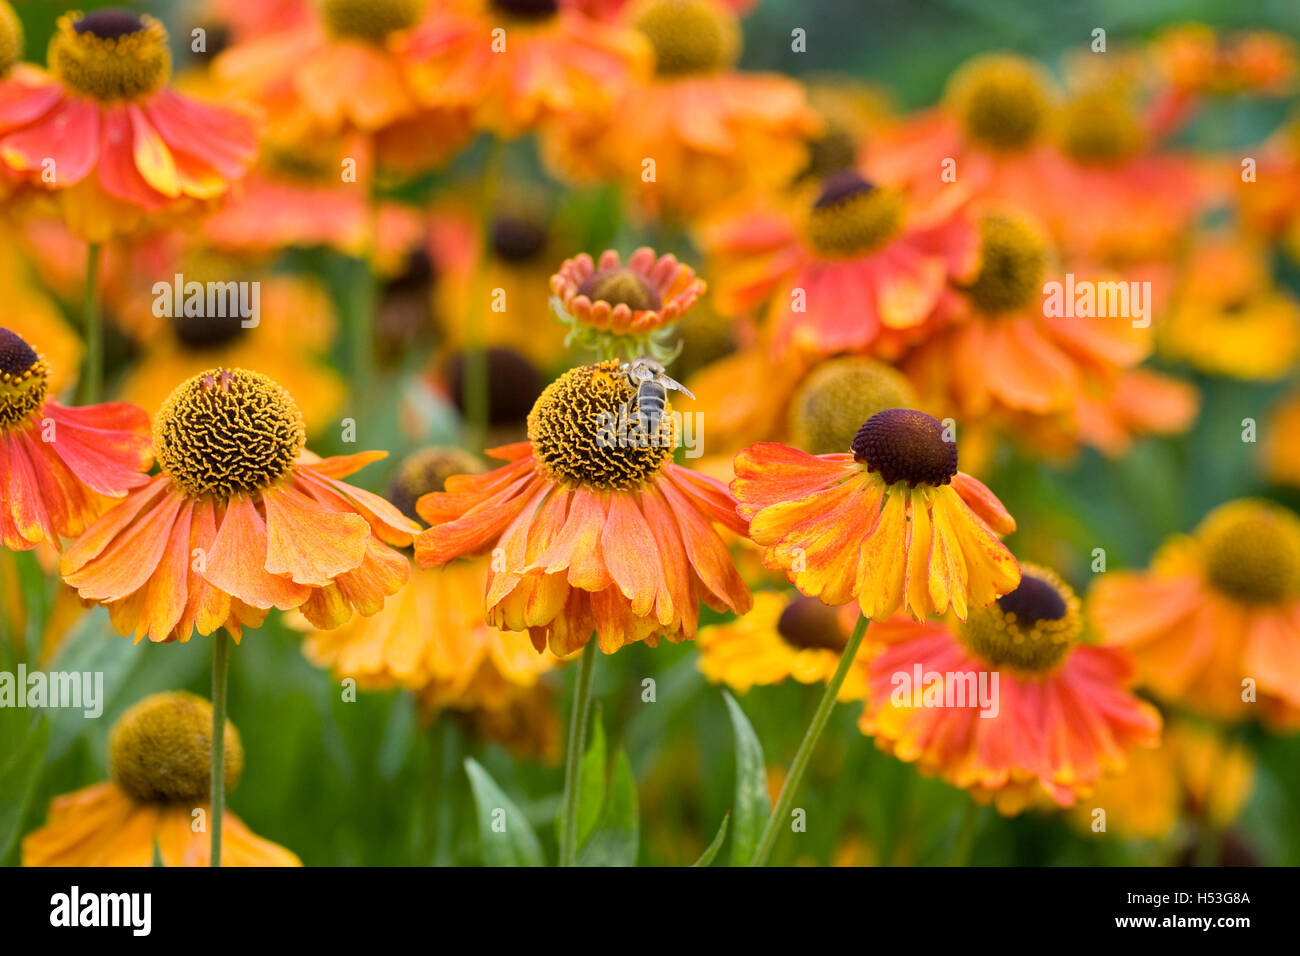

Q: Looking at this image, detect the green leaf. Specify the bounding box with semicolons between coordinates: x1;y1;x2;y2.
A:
464;758;544;867
577;748;639;867
692;812;730;867
723;691;770;867
0;715;50;861
575;705;606;851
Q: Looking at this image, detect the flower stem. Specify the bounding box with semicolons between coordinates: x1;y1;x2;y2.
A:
949;800;981;866
209;630;229;867
559;640;597;867
80;242;103;404
749;613;869;867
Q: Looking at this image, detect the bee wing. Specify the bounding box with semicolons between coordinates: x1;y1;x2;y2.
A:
659;375;695;400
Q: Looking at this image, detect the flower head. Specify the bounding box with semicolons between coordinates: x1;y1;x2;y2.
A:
860;564;1161;815
23;691;299;866
0;9;258;240
415;360;751;655
732;408;1020;622
1090;499;1300;727
60;368;419;643
0;327;152;551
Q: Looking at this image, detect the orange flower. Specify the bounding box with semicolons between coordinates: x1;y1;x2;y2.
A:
60;368;419;643
401;0;652;137
0;10;257;241
860;564;1161;815
23;691;300;866
732;409;1020;623
541;0;817;220
1089;499;1300;728
415;361;752;655
0;328;152;551
697;590;869;700
699;170;977;361
550;246;705;337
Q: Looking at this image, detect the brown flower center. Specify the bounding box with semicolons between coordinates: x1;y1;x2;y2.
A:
805;171;904;258
851;408;957;487
445;347;543;428
48;9;171;102
388;446;485;522
109;691;243;805
957;565;1080;673
0;328;48;429
776;595;848;652
576;267;663;312
490;216;548;262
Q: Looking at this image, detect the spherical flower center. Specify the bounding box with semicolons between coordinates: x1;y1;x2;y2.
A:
576;267;663;312
805;171;904;259
0;1;24;76
445;347;543;427
1199;501;1300;604
957;566;1082;672
528;361;675;490
389;446;485;522
851;408;957;487
322;0;425;43
490;216;548;263
791;356;918;456
491;0;560;21
1061;91;1142;165
0;328;48;429
945;54;1052;152
154;368;306;499
173;311;248;352
776;595;848;652
794;122;859;185
109;691;243;804
634;0;739;76
964;212;1047;315
49;10;171;102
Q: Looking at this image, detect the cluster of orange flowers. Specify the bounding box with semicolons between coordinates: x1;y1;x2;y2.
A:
2;0;1298;866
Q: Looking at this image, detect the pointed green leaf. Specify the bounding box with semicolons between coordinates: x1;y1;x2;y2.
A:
577;748;639;867
464;758;544;867
692;812;730;867
0;715;50;861
575;705;606;850
723;691;770;867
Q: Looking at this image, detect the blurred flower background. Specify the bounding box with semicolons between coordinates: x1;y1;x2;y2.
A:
2;0;1300;867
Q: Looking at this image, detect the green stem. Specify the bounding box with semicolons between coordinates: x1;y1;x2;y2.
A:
559;640;597;867
209;631;229;867
80;242;102;403
749;613;869;867
949;800;981;866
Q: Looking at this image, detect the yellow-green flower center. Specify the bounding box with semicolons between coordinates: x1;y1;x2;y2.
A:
957;565;1081;672
321;0;425;43
576;267;662;311
48;9;171;102
154;368;306;499
851;408;956;487
1199;500;1300;604
776;595;847;652
794;121;860;186
963;211;1047;315
109;691;243;805
946;53;1053;152
805;172;904;259
388;445;485;522
1061;90;1143;165
0;1;24;75
528;361;675;490
0;328;48;430
634;0;739;76
791;356;918;456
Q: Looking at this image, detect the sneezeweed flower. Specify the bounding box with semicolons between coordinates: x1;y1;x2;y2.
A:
0;8;258;241
1157;235;1300;381
0;328;152;551
415;360;752;656
697;591;869;701
904;209;1150;434
700;169;978;361
542;0;817;220
22;691;300;866
401;0;652;138
860;564;1161;815
1089;499;1300;728
60;368;418;642
550;247;705;357
732;409;1020;624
